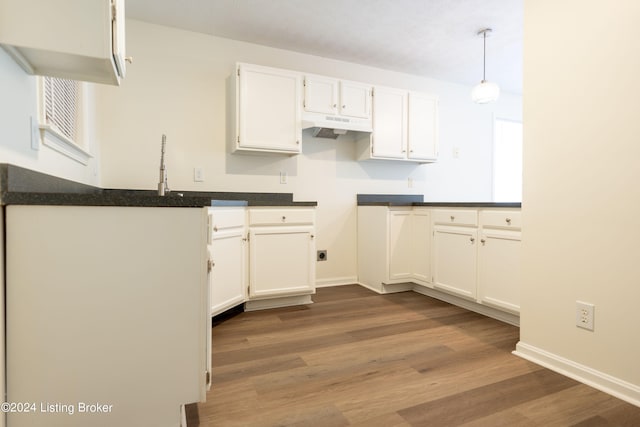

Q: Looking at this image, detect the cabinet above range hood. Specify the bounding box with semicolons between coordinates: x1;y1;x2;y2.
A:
302;75;373;139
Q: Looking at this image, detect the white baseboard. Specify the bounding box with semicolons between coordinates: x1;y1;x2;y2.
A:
355;281;384;294
412;285;520;327
244;294;313;311
514;341;640;407
315;276;358;288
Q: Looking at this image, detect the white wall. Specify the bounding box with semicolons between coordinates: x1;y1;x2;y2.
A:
0;49;100;185
95;19;521;285
519;0;640;403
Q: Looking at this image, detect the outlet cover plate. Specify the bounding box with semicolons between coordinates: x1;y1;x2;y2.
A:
576;301;595;331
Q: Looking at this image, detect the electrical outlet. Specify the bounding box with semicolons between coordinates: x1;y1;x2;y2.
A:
576;301;595;331
279;171;287;184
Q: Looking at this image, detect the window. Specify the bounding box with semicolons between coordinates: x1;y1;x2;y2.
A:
493;118;523;202
38;76;91;164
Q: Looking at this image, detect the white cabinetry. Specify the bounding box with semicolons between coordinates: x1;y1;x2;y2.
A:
208;207;246;317
0;0;126;85
389;209;413;280
247;208;316;300
370;86;408;159
357;206;431;293
408;92;439;161
478;211;522;313
357;87;439;162
303;75;371;119
229;63;302;154
411;208;432;284
432;210;479;300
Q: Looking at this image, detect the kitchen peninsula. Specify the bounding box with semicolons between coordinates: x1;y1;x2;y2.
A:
0;163;316;427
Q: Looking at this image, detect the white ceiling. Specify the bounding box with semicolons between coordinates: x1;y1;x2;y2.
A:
126;0;523;94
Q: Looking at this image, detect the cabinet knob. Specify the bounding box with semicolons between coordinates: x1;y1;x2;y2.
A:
342;105;346;109
470;237;475;244
125;56;134;64
282;216;286;222
481;238;486;245
506;218;512;224
333;104;337;108
310;234;315;239
213;225;218;232
450;215;455;221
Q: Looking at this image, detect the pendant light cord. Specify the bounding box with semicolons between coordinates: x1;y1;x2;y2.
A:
482;30;487;82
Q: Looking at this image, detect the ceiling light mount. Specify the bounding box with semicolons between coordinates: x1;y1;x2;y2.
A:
471;27;500;104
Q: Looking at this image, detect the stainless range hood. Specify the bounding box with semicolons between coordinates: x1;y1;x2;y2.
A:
302;113;373;139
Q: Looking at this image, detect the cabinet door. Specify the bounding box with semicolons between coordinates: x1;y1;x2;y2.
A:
238;64;302;152
371;86;407;159
408;92;438;161
249;226;315;298
388;210;413;280
412;209;432;284
478;229;521;313
433;225;478;299
340;81;371;118
304;75;338;115
210;229;246;317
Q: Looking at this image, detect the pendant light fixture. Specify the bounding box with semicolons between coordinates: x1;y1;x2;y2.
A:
471;28;500;104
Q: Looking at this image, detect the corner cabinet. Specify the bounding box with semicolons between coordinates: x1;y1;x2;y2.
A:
228;63;302;155
357;206;431;293
356;87;439;163
247;208;316;301
0;0;126;85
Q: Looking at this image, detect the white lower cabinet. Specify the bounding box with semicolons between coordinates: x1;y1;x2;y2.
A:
477;211;522;313
249;225;315;298
411;208;432;284
388;209;413;280
357;206;431;292
208;206;317;312
432;224;478;299
247;208;316;299
358;205;521;320
208;207;246;317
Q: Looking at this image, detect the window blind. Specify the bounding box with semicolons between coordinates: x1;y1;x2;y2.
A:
43;77;80;143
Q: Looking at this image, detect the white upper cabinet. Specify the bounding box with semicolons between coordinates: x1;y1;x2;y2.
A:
357;86;439;163
304;75;338;115
230;63;302;155
408;91;439;161
0;0;126;85
370;86;408;159
304;75;371;119
339;80;371;119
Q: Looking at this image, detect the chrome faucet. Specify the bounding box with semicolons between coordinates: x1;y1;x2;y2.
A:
158;134;170;196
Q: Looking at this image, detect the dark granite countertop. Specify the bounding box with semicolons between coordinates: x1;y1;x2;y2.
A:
0;164;317;208
357;194;521;208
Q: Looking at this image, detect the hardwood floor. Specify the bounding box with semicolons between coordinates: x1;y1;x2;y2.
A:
192;285;640;426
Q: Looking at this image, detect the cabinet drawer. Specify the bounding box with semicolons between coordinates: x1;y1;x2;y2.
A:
249;208;315;226
209;208;245;231
432;209;478;226
480;210;522;230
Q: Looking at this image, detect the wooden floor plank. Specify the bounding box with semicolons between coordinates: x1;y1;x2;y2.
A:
195;285;640;426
